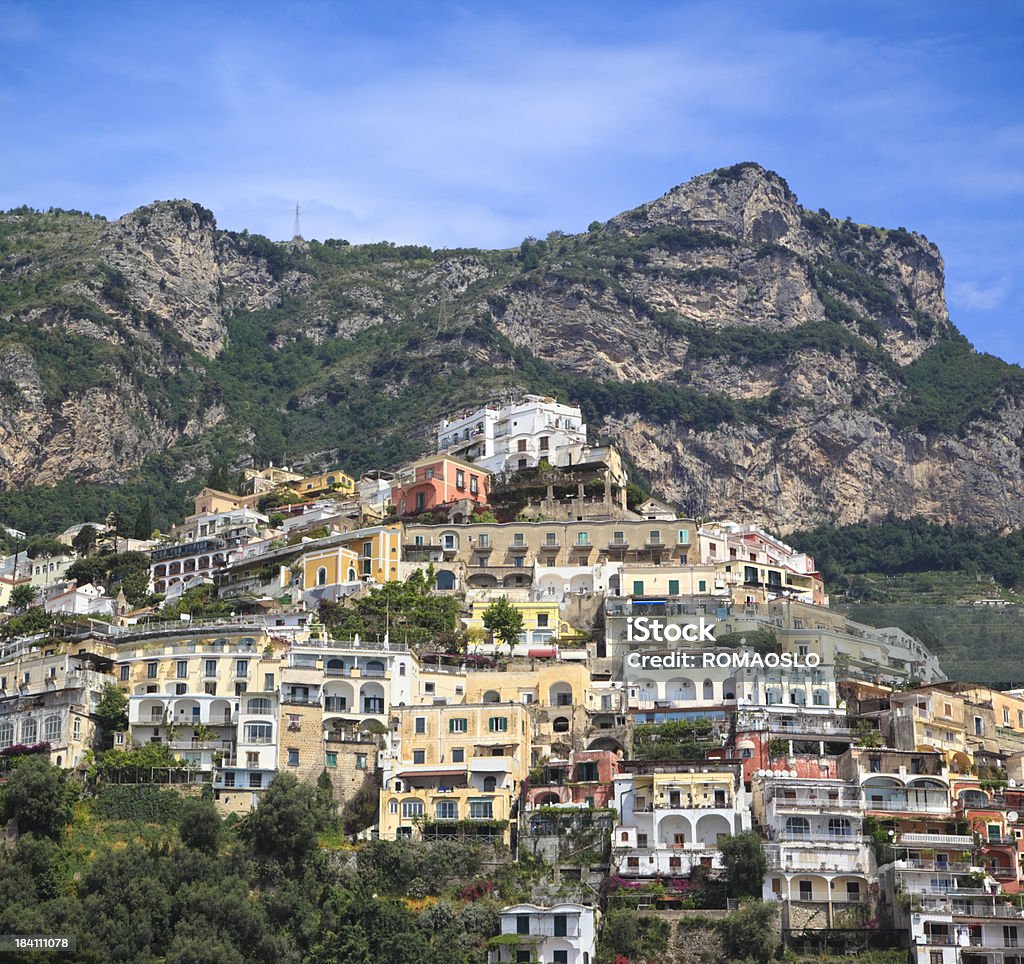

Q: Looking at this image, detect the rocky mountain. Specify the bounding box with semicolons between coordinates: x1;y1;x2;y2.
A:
1;163;1023;535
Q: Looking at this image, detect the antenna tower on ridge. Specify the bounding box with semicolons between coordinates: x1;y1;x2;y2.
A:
292;204;303;242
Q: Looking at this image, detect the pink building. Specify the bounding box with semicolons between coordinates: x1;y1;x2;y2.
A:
391;455;490;518
526;749;619;809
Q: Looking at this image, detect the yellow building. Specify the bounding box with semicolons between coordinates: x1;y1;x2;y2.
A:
889;687;972;773
380;702;531;845
464;599;584;648
618;563;719;598
464;663;592;759
299;526;401;588
296;469;356;499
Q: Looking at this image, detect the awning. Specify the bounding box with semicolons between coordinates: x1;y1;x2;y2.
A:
397;768;467;779
528;648;557;658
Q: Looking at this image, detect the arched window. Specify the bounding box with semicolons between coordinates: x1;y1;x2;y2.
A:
703;679;714;700
43;715;61;741
483;776;497;792
247;698;272;715
347;568;356;582
828;817;852;838
398;663;406;677
785;816;810;837
21;718;37;744
0;721;14;747
316;567;328;586
553;717;570;733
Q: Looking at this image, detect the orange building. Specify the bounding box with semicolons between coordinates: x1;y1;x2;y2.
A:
391;455;489;518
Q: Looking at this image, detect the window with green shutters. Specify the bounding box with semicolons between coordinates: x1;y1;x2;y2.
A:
489;716;508;732
668;579;679;595
633;580;644;595
449;718;467;733
698;580;707;592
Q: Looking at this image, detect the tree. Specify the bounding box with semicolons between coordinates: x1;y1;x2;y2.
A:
482;598;523;653
179;798;222;853
7;583;38;611
93;684;129;746
132;498;153;541
0;756;79;839
239;773;319;868
718;831;767;899
717;901;779;963
71;524;98;556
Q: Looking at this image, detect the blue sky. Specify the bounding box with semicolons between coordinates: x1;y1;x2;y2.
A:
1;1;1022;362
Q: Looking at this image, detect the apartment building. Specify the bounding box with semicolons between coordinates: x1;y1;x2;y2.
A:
438;395;588;475
403;519;698;591
0;643;115;769
612;761;748;878
488;903;598;964
753;775;872;912
699;522;826;606
391;455;490;519
526;749;619;810
293;468;356;499
379;702;531;845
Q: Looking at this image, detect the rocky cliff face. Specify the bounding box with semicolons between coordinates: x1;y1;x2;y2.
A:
1;165;1022;533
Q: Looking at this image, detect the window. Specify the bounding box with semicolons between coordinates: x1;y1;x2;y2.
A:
799;880;812;900
678;529;690;544
146;662;158;679
477;533;489;548
21;718;37;743
488;716;508;733
513;555;525;568
613;530;624;545
264;672;275;691
356;754;367;770
424;682;435;694
633;580;644;595
72;717;81;740
248;698;272;715
539;436;549;451
204;659;217;678
470;799;493;819
554;950;569;964
415;492;425;512
436;800;458;819
249;773;263;789
204;681;217;695
363;695;385;714
176;660;188;679
576;531;589;545
649;530;661;544
576;761;598;782
401;800;424;819
449;718;467;733
413;750;425;764
287;749;299;767
119;665;129;681
456;470;465;489
517;915;530;935
470;475;479;495
536;613;549;627
175;683;187;695
236;660;248;678
443;533;456;549
326;752;337;768
451;748;464;763
1004;925;1018;948
975;717;984;736
244;723;273;743
698;580;707;593
0;721;11;749
517;439;527;452
414;716;427;734
668;579;680;595
44;715;61;741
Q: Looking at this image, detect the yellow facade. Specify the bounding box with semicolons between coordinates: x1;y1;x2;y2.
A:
379;702;531;844
633;769;738;810
618;564;718;597
464;663;591;709
299;526;401;587
296;469;356;498
465;599;585;646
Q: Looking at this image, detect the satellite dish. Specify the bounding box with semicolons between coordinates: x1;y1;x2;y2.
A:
1008;811;1019;823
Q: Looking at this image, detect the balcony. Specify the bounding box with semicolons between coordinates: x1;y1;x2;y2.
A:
607;540;629;550
899;832;974;848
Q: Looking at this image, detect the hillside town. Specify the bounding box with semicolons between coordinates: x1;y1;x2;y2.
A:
2;395;1023;963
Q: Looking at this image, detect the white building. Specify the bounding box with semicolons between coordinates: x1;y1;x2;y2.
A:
489;903;598;964
44;583;115;617
753;775;872;907
437;395;588;475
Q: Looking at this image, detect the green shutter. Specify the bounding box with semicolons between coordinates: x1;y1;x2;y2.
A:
698;580;707;592
668;580;679;595
633;580;644;595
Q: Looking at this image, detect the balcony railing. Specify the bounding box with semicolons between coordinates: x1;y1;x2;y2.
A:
899;832;974;848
